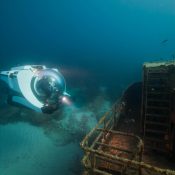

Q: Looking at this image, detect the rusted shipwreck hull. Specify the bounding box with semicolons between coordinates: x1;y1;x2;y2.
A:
81;60;175;175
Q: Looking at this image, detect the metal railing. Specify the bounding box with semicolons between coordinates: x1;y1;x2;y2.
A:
80;101;175;175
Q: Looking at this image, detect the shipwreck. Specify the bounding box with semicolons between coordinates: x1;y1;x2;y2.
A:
81;60;175;175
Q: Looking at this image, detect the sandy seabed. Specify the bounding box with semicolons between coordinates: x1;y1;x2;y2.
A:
0;122;82;175
0;86;112;175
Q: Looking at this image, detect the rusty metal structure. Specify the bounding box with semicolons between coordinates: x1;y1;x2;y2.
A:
141;60;175;153
81;101;175;174
81;60;175;175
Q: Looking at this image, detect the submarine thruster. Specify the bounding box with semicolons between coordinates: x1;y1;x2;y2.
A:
0;65;70;114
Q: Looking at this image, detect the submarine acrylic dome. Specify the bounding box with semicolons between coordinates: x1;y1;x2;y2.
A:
33;69;66;103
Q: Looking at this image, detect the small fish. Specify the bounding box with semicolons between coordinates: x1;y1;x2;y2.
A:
161;39;168;44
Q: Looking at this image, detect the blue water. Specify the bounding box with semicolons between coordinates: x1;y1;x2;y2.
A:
0;0;175;174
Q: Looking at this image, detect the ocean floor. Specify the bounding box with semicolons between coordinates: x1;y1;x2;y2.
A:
0;87;112;175
0;122;82;175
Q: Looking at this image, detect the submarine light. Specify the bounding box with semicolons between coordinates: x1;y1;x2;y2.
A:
61;96;72;105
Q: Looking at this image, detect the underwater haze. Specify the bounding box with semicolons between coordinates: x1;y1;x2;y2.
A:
0;0;175;175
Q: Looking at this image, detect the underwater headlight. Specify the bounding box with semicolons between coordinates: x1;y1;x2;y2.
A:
61;95;72;105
